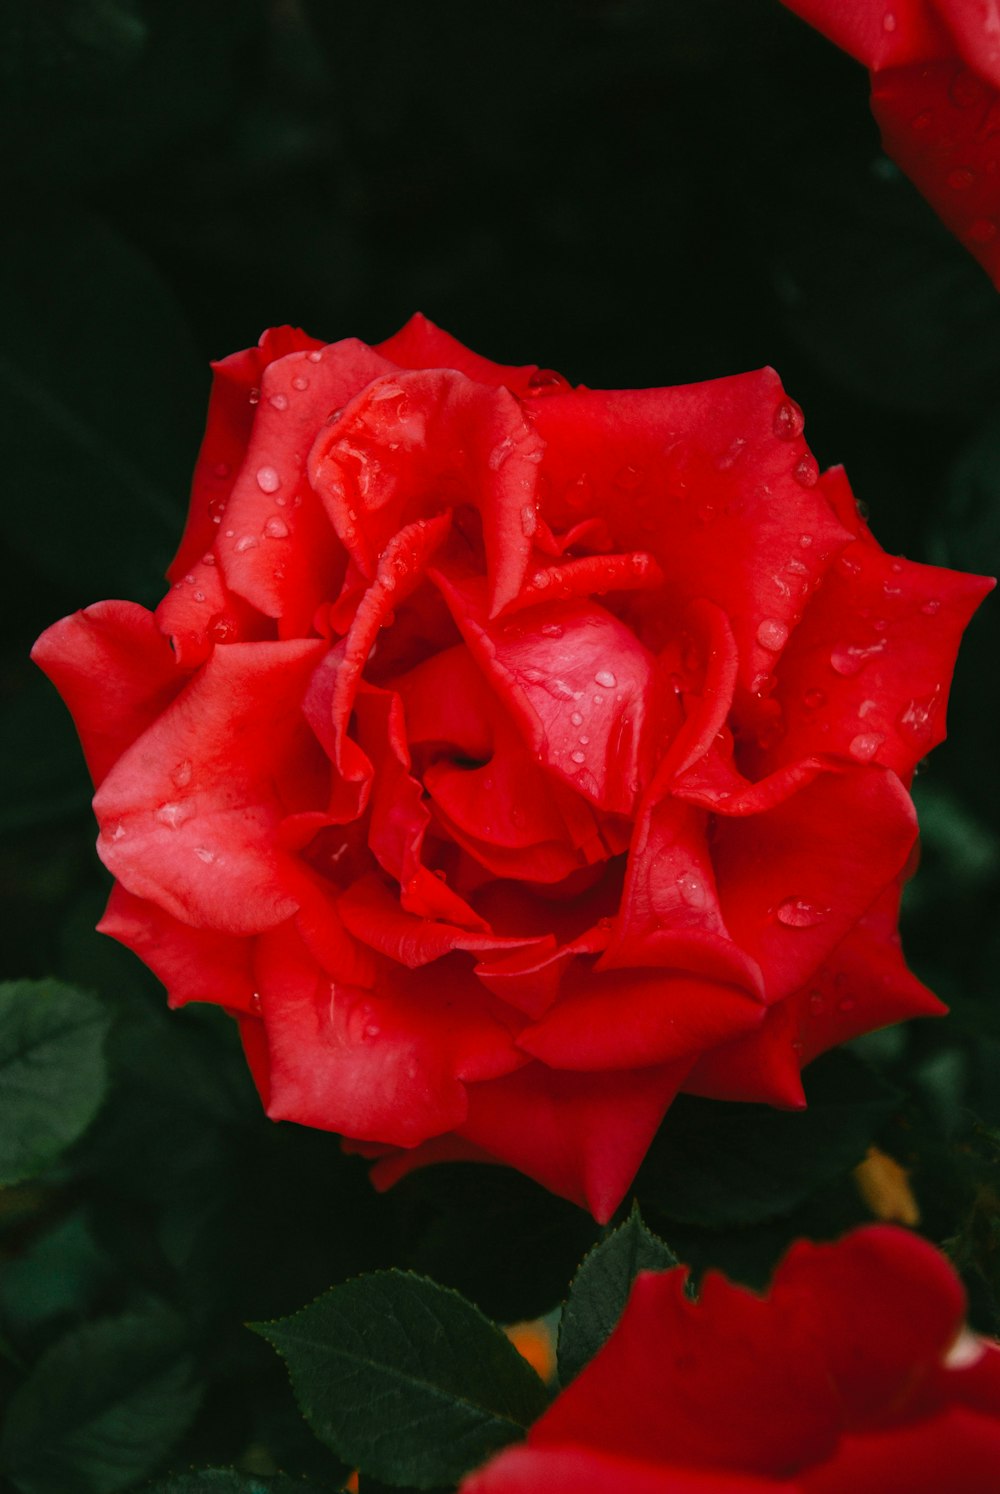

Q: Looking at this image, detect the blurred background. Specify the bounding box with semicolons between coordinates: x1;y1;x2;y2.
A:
2;2;1000;1489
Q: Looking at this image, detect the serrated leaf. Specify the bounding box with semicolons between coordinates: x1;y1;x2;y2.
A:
0;1306;201;1493
252;1271;549;1489
0;978;110;1185
636;1050;899;1229
557;1205;677;1386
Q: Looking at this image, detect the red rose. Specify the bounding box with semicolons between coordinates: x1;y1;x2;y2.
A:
461;1225;1000;1493
781;0;1000;287
32;317;990;1220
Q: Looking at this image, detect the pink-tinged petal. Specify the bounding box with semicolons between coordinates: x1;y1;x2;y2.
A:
254;925;525;1145
308;369;544;614
516;964;765;1071
794;879;944;1063
237;1011;271;1109
93;639;327;934
98;882;256;1013
799;1409;1000;1493
763;468;994;779
936;0;1000;90
771;1227;966;1425
779;0;949;69
375;311;542;395
527;372;851;698
215;340;395;621
461;1444;789;1494
31;602;185;787
337;874;543;968
292;875;380;989
167;328;325;585
710;767;917;1003
682;999;808;1108
605;796;765;998
457;1061;689;1221
873;60;1000;288
532;1269;839;1476
433;571;662;816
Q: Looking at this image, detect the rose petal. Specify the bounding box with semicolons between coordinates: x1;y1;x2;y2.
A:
98;882;256;1012
779;0;949;70
93;639;326;934
800;1408;1000;1493
31;601;184;786
376;311;541;394
461;1445;783;1494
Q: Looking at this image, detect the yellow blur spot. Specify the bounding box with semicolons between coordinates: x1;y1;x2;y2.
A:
504;1318;556;1383
854;1145;921;1226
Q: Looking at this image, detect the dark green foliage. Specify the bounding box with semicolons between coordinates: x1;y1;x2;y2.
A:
0;978;110;1184
253;1273;548;1489
557;1206;677;1387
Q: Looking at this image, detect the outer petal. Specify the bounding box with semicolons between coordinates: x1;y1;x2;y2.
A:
766;467;994;779
778;0;949;69
31;602;185;786
456;1061;690;1221
98;882;256;1013
872;60;1000;288
461;1445;792;1494
254;925;525;1145
93;639;327;934
375;311;541;395
531;1269;839;1476
800;1409;1000;1493
527;372;851;699
935;0;1000;90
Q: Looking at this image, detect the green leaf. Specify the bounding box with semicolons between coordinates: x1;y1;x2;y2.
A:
0;978;110;1185
557;1205;677;1386
145;1472;334;1493
636;1050;899;1228
0;210;205;607
0;1306;201;1493
252;1271;549;1489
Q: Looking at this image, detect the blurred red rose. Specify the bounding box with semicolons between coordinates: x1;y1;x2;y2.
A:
782;0;1000;287
33;317;990;1219
462;1225;1000;1493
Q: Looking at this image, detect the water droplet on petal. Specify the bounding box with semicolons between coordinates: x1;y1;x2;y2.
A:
235;534;258;553
756;617;789;651
248;387;260;405
594;669;617;688
799;533;813;548
250;991;262;1013
676;872;707;909
268;393;288;410
520;504;537;536
307;349;323;363
773;398;805;439
292;374;309;390
256;466;281;493
882;9;896;30
570;749;586;764
157;802;184;829
194;846;216;864
830;639;887;676
264;516;289;539
921;598;941;615
793;454;819;488
776;897;830;929
172;759;193;788
848;732;885;762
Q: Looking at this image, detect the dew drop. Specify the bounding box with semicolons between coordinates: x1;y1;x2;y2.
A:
250;991;262;1013
264;516;289;539
256;465;281;493
531;569;551;589
756;617;789;651
268;393;289;411
799;533;813;548
882;9;896;29
773;398;805;440
830;639;886;676
292;374;309;391
172;759;193;788
157;802;184;829
848;732;885;762
793;454;819;488
520;504;537;536
570;711;584;727
921;598;941;615
248;387;260;405
307;349;323;362
541;622;563;637
570;749;586;764
676;872;707;909
235;534;259;553
594;669;617;688
194;846;216;864
776;897;830;929
898;695;937;738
